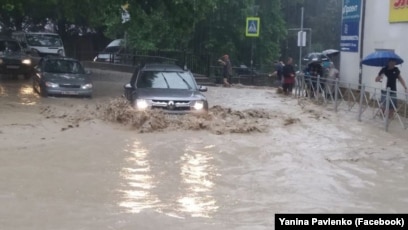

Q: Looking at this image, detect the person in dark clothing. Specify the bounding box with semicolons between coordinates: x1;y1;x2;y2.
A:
282;57;296;95
304;62;324;98
375;59;408;117
271;59;284;87
218;54;232;87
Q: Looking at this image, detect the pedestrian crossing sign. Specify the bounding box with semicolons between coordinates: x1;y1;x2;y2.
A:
246;17;260;37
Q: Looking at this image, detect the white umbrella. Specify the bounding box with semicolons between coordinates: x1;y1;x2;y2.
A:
322;49;340;56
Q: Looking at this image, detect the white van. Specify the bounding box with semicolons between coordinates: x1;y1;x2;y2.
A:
11;31;65;57
93;39;124;63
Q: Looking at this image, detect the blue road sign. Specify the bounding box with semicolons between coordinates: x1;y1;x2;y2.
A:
246;17;260;37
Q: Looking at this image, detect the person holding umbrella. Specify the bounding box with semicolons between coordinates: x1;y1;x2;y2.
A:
375;59;408;117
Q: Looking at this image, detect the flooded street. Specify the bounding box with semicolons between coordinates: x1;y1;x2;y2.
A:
1;70;408;230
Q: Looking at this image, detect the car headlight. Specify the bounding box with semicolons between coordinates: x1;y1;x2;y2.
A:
193;101;205;110
58;49;65;57
135;99;149;110
93;56;97;62
45;81;59;88
0;58;3;64
81;83;93;89
22;59;31;65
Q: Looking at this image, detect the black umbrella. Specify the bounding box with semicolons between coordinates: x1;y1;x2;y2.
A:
302;52;330;63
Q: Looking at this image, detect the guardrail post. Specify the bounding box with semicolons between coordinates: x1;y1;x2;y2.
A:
385;87;391;132
299;74;304;98
295;74;299;97
334;78;339;112
405;92;408;129
316;75;321;101
358;84;365;122
300;75;305;97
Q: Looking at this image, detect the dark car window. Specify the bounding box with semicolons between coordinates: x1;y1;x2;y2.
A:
136;71;195;90
0;40;21;53
26;34;62;47
44;59;85;74
104;46;121;53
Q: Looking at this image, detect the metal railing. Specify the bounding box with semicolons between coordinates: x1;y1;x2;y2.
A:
294;74;408;132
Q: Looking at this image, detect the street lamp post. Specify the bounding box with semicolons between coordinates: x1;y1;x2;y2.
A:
250;5;260;76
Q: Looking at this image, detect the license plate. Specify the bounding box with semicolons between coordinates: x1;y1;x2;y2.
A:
61;91;79;95
6;65;20;69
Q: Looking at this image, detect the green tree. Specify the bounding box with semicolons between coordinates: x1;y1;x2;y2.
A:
0;0;293;69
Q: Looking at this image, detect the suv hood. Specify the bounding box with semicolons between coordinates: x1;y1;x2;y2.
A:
134;88;206;101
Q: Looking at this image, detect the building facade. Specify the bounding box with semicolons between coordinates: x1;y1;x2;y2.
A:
340;0;408;96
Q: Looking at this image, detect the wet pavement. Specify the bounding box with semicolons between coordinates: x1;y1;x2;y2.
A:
1;70;408;230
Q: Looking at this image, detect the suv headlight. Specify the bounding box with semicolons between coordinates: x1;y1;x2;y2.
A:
22;59;31;65
193;101;205;110
135;99;149;110
45;81;58;88
81;83;93;89
58;49;65;57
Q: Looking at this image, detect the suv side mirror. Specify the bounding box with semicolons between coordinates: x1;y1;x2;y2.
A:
198;85;208;92
124;83;134;100
124;83;134;90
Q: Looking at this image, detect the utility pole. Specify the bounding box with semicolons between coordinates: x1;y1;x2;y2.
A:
299;7;304;71
250;5;259;75
246;4;260;80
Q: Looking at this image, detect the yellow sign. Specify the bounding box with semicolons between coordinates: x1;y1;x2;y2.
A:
389;0;408;22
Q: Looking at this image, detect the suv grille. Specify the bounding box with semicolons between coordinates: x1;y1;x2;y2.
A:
151;100;191;111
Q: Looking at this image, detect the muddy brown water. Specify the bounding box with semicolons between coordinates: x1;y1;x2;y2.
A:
1;70;408;230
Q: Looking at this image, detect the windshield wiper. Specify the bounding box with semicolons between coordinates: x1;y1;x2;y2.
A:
160;73;170;89
175;72;192;89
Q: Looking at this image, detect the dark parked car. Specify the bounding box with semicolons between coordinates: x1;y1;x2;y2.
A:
124;63;208;114
0;37;33;79
32;56;93;97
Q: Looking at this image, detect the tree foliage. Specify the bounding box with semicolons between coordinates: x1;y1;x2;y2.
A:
0;0;341;67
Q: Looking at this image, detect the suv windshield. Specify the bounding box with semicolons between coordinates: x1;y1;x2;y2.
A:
0;40;21;53
136;71;196;90
44;59;85;74
26;34;62;47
